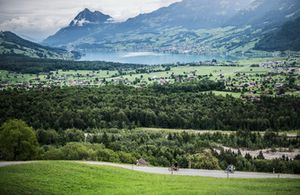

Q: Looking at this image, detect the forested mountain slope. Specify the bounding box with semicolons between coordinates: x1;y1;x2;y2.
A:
255;17;300;51
0;31;79;60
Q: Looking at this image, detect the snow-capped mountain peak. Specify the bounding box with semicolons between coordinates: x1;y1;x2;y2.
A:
69;8;112;27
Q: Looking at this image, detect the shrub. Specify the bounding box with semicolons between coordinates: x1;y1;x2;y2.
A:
61;142;90;160
0;119;39;160
191;151;220;170
42;147;64;160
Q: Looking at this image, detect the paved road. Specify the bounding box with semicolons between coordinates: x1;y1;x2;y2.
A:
1;161;300;179
81;161;300;179
0;161;33;167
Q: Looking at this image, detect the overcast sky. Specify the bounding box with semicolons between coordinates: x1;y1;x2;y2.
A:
0;0;179;42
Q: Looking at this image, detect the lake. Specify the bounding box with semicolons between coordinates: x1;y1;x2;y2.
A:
80;51;238;65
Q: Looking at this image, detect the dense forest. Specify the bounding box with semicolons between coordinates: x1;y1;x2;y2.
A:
0;56;146;73
1;119;299;174
39;128;300;174
0;84;299;131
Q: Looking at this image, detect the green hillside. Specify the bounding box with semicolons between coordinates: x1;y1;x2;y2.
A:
255;17;300;51
0;31;80;60
0;161;299;195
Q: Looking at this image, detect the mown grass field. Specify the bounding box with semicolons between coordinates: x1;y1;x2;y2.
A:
0;161;299;195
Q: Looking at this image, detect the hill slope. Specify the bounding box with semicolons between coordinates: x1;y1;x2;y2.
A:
0;31;80;60
0;161;299;195
119;0;249;30
255;17;300;51
226;0;300;28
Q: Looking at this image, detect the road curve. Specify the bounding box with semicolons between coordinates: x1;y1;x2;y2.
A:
81;161;300;179
1;161;300;179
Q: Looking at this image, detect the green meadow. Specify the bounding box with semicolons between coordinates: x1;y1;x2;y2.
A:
0;161;299;195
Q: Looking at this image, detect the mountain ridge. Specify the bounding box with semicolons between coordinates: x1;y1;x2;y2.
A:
43;9;113;47
42;0;300;54
69;8;112;27
0;31;80;60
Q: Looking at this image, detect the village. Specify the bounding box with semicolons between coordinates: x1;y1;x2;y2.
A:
0;58;299;97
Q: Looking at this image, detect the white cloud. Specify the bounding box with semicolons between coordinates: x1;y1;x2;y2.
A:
0;0;180;42
0;16;68;41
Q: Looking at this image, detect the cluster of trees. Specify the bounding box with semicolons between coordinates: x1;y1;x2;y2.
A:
1;119;299;173
191;130;299;150
152;79;225;93
0;119;39;160
0;56;145;74
76;129;300;173
35;128;300;154
0;120;135;164
42;142;136;164
0;85;299;131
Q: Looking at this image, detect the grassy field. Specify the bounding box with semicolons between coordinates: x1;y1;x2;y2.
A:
0;161;299;195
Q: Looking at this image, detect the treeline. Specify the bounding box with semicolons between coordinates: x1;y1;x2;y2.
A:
44;128;300;173
1;119;299;174
152;79;225;93
0;56;145;74
0;85;299;131
36;128;300;151
0;120;136;164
